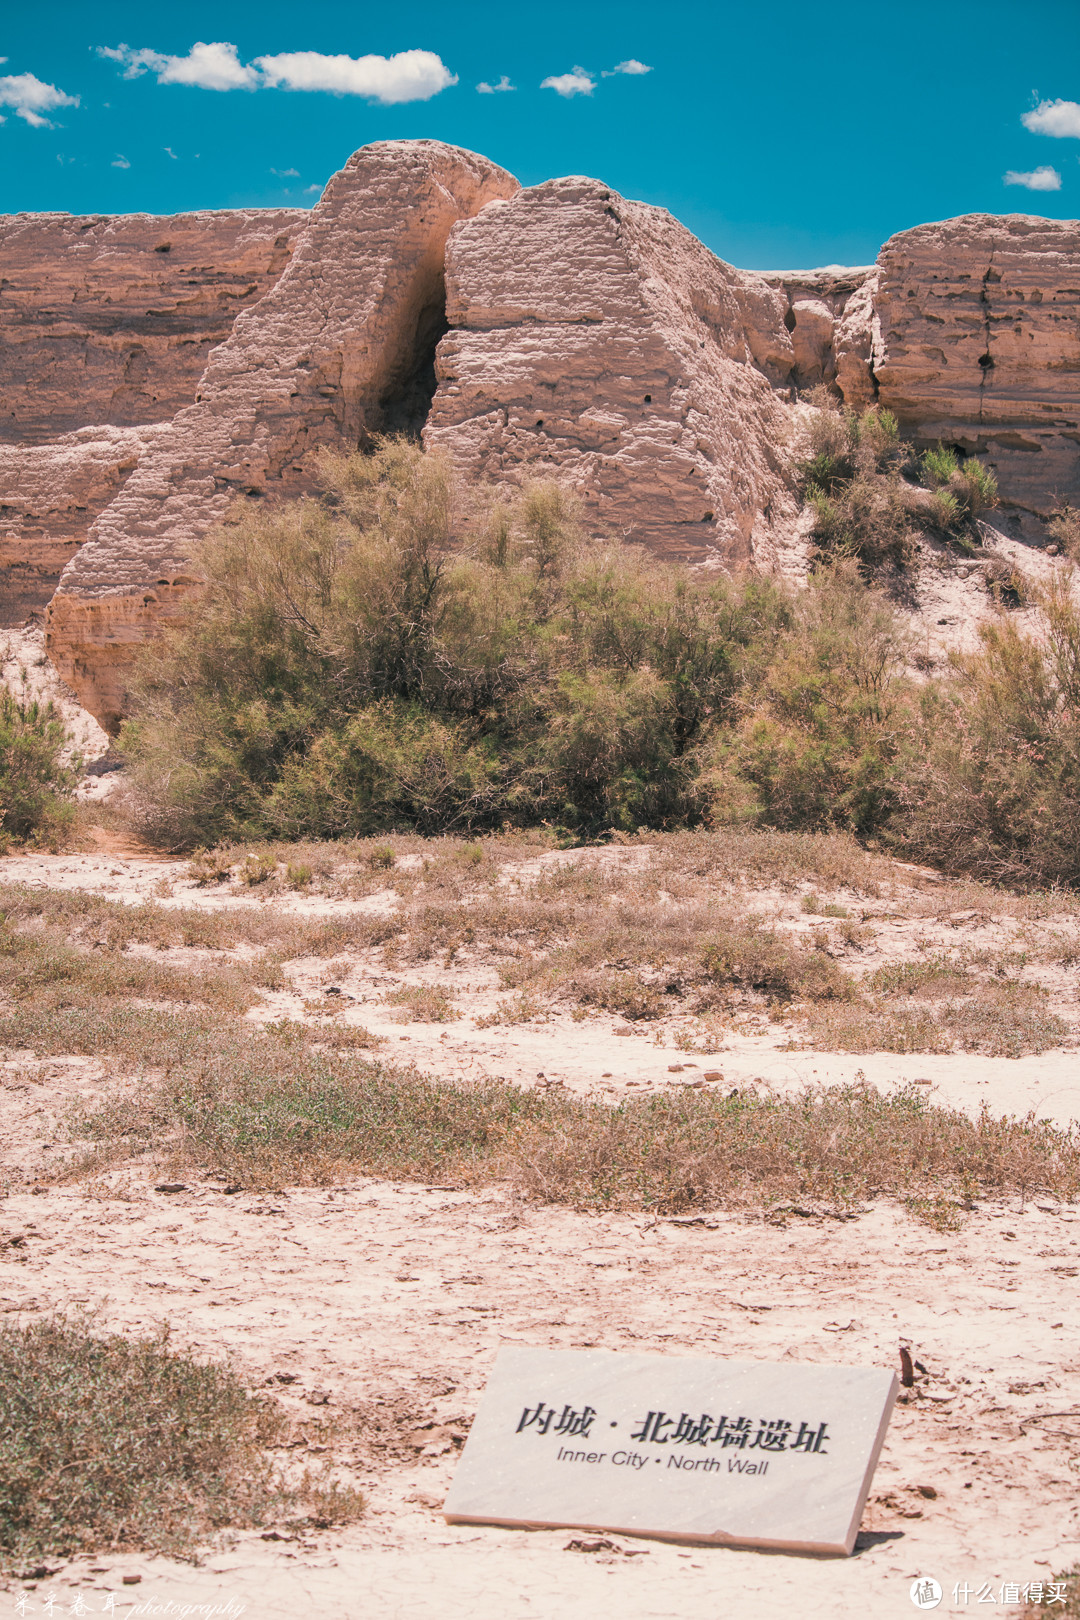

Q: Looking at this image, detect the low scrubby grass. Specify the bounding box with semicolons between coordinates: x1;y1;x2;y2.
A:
807;985;1067;1059
65;1039;1080;1213
0;1317;360;1569
2;873;1075;1209
0;909;276;1025
382;984;460;1023
4;825;1078;1065
500;904;855;1018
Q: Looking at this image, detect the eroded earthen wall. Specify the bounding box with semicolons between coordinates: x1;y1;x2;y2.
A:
0;209;307;625
0;209;307;443
872;214;1080;516
425;178;802;566
44;142;520;728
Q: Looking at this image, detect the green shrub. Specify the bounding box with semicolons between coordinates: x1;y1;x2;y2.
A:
122;439;791;847
956;457;998;518
892;577;1080;885
115;435;1076;888
238;850;276;886
921;444;961;488
921;444;998;525
927;488;964;534
699;561;914;837
0;690;78;848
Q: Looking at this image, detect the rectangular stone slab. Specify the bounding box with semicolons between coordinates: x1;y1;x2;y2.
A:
443;1347;897;1555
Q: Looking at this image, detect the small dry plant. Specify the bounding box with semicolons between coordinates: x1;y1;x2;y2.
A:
475;993;546;1028
382;984;460;1023
1022;1569;1079;1617
0;1316;362;1570
806;959;1067;1058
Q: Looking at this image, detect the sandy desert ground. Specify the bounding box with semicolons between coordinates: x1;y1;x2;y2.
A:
0;837;1078;1619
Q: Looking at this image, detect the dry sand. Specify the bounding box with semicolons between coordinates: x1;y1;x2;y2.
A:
1;1179;1077;1617
1;849;1079;1617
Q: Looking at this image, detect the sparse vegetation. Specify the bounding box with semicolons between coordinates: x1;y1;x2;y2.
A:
1;827;1076;1208
807;981;1067;1059
0;1316;360;1569
894;579;1080;886
4;816;1078;1073
66;1045;1080;1211
382;984;460;1023
1049;505;1080;562
798;403;998;564
921;443;1000;524
799;400;918;566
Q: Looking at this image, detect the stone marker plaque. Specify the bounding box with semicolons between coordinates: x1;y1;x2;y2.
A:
444;1347;897;1555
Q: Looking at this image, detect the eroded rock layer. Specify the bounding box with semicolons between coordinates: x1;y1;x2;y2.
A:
425;178;800;564
0;209;306;625
0;210;306;444
45;141;519;727
0;426;159;626
871;214;1080;515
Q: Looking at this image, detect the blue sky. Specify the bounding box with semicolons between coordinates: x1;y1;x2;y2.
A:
2;0;1079;269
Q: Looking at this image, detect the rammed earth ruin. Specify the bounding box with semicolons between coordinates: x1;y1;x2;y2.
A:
1;137;1078;729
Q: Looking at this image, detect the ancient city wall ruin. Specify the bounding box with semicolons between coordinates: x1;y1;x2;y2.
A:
0;138;1077;729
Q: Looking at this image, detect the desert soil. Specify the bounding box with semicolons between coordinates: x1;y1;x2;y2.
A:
1;847;1079;1618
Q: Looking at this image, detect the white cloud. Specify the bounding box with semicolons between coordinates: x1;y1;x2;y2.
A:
541;66;594;97
477;75;515;94
164;146;178;159
99;42;259;91
1003;165;1062;191
255;49;456;103
111;153;130;168
1021;98;1080;139
100;42;456;104
271;166;300;177
0;70;79;127
602;59;652;77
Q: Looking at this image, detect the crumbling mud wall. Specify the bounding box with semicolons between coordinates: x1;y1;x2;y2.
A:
871;214;1080;519
0;208;307;443
0;209;306;627
424;177;802;565
43;142;519;728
